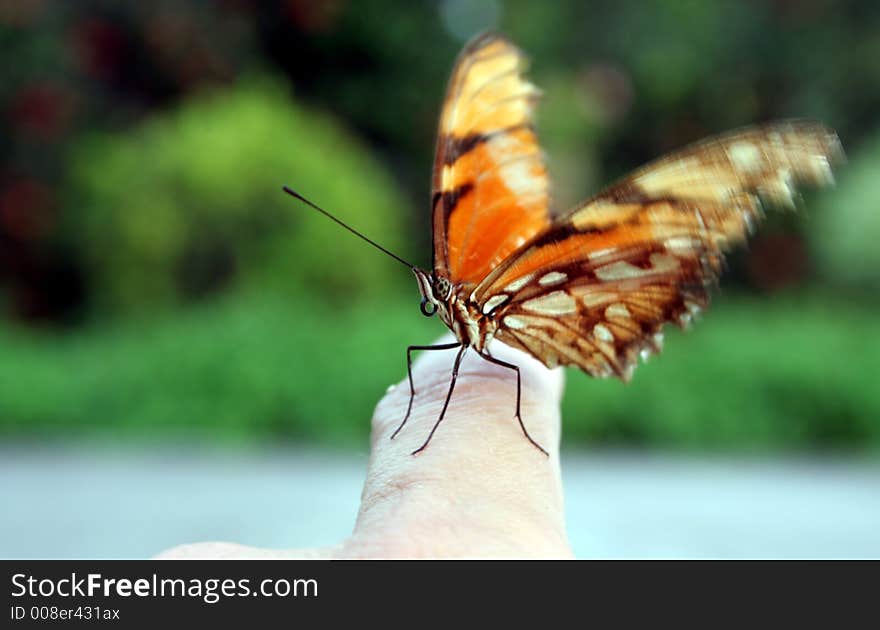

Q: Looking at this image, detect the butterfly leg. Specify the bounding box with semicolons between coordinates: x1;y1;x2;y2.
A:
411;343;469;455
478;352;549;456
390;342;462;441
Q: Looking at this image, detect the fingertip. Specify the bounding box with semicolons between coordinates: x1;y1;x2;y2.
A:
407;333;565;401
370;334;565;456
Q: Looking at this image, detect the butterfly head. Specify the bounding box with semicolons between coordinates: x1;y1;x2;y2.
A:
413;268;453;318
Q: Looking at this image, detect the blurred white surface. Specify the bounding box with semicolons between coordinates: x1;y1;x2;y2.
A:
1;445;878;559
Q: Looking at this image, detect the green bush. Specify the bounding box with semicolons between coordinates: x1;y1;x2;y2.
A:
65;78;412;316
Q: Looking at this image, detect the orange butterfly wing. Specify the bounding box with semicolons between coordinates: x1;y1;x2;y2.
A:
473;121;843;380
432;33;550;286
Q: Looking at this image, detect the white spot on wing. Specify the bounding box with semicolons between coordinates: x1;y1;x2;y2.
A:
728;141;762;172
440;164;455;185
482;294;509;315
488;134;541;196
538;271;568;286
503;274;533;292
500;158;538;195
593;323;614;343
522;290;577;315
605;303;631;319
595;260;646;281
588;247;617;261
664;236;702;251
503;315;528;330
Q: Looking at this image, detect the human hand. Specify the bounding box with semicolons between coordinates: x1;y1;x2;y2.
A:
157;334;572;559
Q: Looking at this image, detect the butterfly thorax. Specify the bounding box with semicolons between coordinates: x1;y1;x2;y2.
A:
413;268;496;352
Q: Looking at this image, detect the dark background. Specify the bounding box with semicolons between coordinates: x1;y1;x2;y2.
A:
1;0;879;452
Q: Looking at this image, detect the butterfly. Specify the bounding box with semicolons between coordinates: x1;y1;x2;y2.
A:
285;32;843;456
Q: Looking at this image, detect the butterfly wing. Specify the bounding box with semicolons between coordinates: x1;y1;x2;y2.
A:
474;121;843;380
432;32;551;286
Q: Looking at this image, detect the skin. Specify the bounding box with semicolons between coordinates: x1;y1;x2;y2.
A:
156;334;573;559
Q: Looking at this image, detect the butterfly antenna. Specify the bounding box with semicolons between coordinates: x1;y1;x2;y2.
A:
282;186;416;270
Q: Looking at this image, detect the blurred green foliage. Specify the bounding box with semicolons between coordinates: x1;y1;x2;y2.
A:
65;79;410;315
810;128;880;290
1;1;879;452
0;291;877;451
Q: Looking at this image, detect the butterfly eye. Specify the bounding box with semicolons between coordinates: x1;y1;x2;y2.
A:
420;297;437;317
433;276;452;300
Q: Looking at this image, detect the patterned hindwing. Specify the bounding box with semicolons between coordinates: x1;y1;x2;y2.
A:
474;120;844;380
480;242;710;380
432;32;551;287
